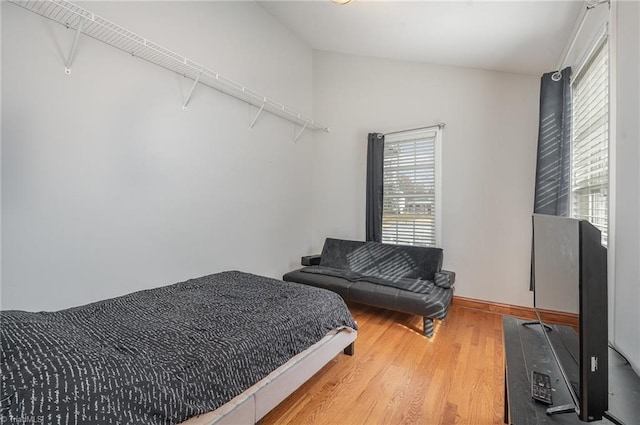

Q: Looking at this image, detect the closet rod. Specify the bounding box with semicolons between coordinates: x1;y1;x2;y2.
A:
9;0;329;133
384;122;445;136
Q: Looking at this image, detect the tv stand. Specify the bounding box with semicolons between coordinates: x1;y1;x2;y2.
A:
503;316;640;425
603;412;625;425
545;405;625;425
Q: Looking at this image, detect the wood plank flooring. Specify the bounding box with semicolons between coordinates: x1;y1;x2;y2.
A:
262;302;505;425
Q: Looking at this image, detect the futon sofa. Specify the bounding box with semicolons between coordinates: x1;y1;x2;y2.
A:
283;238;455;338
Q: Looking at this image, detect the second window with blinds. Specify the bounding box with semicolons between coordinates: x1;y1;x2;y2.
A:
382;128;442;247
571;37;609;245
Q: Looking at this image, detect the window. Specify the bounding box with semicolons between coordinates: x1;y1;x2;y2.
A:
571;38;609;245
382;128;441;247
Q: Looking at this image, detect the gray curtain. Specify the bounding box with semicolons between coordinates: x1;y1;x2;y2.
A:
532;67;572;290
533;67;572;216
366;133;384;242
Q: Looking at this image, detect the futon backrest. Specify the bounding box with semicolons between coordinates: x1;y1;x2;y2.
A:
319;238;443;281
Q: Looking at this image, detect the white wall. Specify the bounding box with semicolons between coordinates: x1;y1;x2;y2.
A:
1;1;315;311
611;0;640;373
311;51;540;307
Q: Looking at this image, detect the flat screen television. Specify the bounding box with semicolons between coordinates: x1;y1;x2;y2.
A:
531;213;608;421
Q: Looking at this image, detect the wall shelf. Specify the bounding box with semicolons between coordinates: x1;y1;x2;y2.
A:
9;0;329;134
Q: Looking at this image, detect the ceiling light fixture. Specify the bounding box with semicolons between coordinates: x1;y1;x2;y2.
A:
332;0;355;5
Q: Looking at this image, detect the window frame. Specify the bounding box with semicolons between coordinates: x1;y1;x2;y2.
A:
380;127;442;247
569;32;610;246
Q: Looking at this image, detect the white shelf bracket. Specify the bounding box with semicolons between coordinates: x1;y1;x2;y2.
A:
65;17;86;75
293;121;310;144
250;100;266;129
8;0;329;131
182;73;201;111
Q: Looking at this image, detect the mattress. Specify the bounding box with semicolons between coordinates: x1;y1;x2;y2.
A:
0;271;358;425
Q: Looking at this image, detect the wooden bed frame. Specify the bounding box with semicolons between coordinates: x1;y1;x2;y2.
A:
181;327;357;425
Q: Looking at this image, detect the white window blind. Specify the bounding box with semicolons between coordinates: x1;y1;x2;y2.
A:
571;38;609;245
382;128;440;247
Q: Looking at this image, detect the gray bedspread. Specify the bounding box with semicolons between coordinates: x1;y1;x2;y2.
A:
0;271;357;425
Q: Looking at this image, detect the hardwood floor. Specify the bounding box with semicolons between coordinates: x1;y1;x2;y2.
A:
262;302;506;425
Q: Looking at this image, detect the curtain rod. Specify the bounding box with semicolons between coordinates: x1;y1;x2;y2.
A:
384;122;445;136
552;0;609;81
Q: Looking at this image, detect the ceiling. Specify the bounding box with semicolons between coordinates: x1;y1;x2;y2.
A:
259;0;584;76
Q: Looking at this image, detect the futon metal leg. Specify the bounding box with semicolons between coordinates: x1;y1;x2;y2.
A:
423;317;434;338
343;342;355;356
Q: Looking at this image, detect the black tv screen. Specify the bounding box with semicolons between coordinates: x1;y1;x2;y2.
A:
532;213;608;421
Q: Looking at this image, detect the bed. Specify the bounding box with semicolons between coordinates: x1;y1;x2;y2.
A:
0;271;358;425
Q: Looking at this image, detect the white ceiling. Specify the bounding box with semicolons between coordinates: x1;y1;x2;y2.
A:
259;0;584;75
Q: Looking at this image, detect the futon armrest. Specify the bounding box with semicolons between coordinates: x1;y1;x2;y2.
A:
301;255;322;266
434;270;456;288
